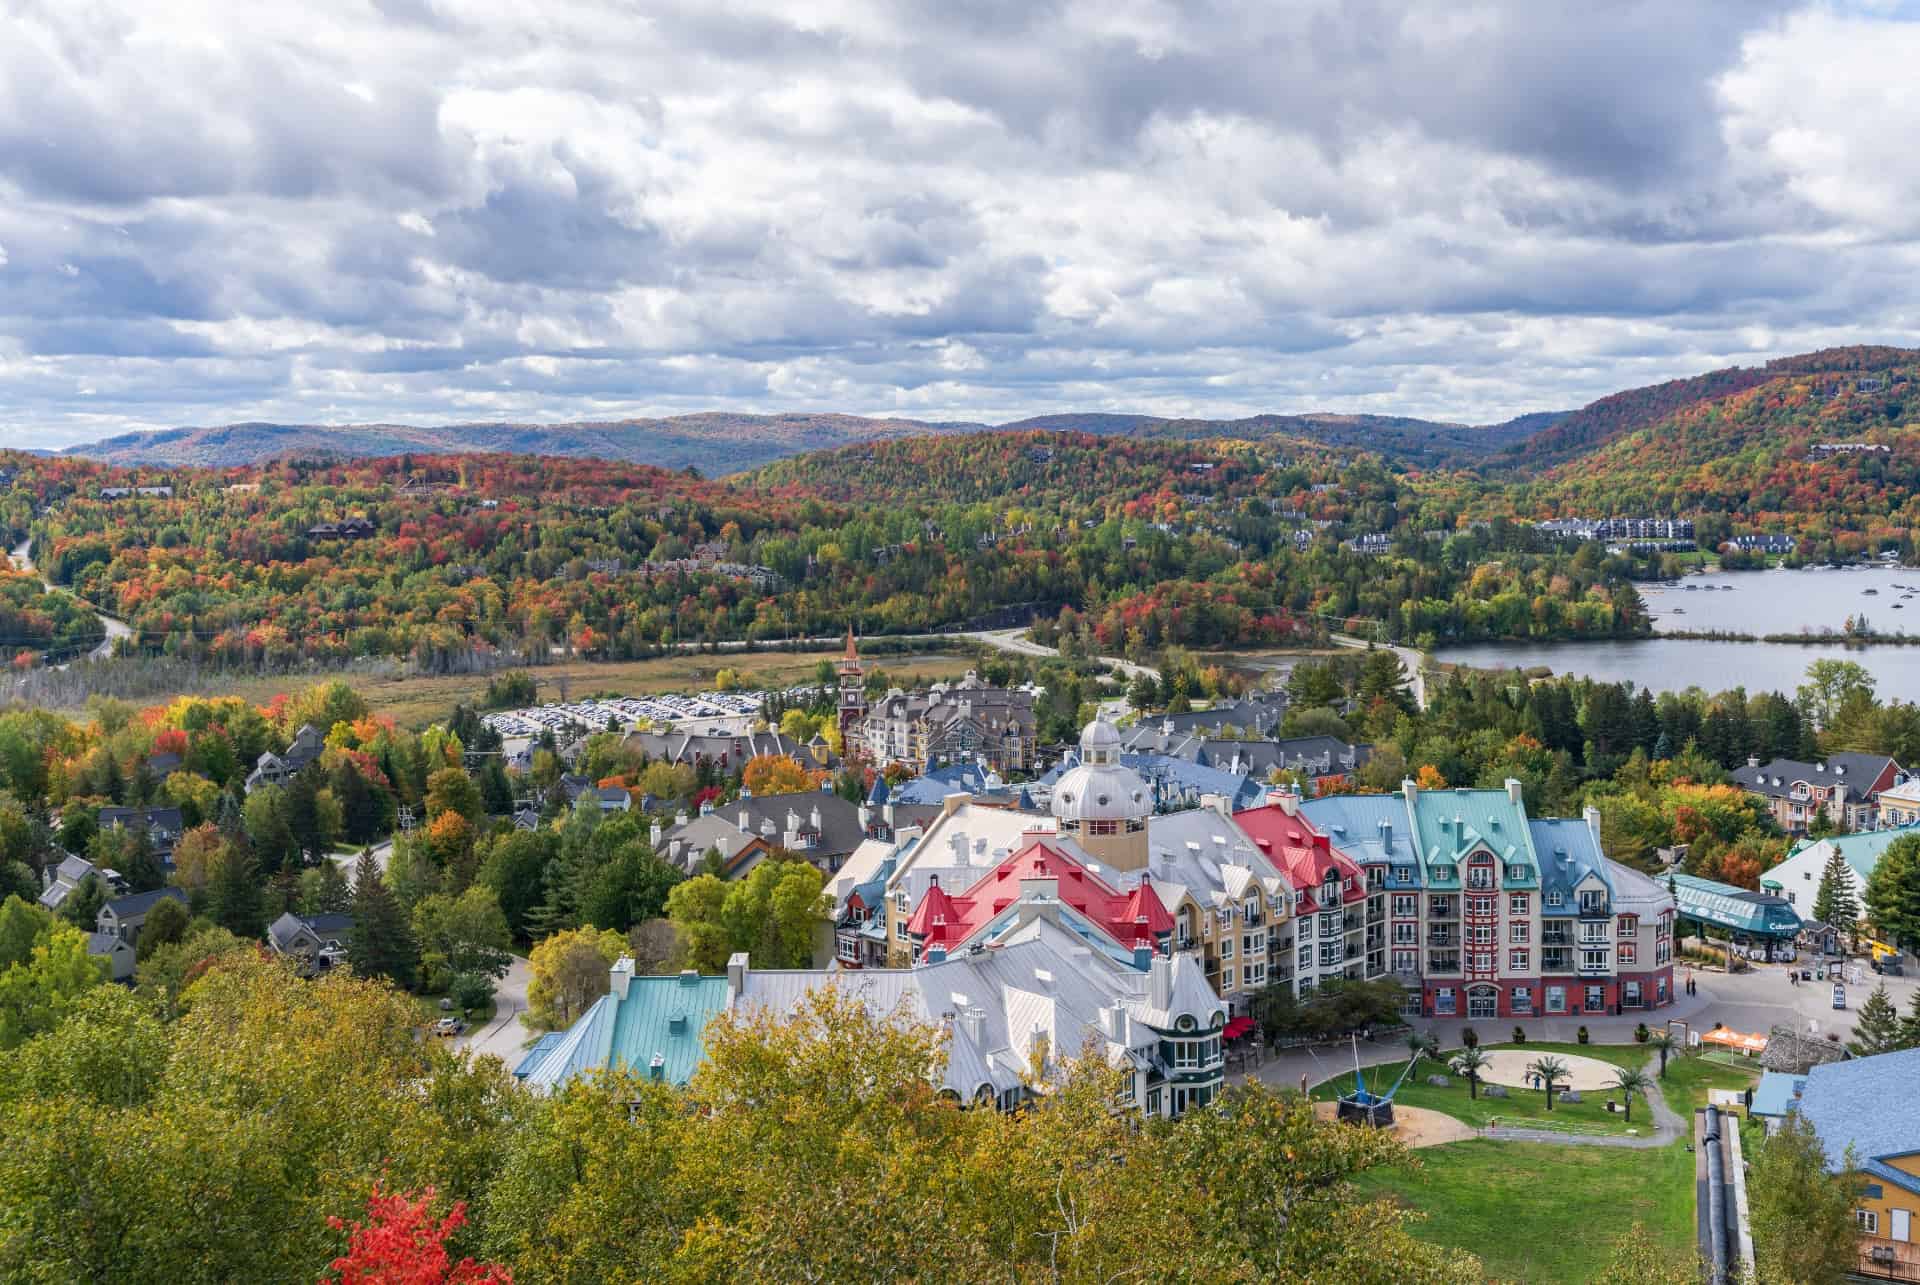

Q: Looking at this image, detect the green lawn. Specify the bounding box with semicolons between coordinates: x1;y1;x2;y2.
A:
1311;1042;1666;1135
1657;1052;1759;1116
1357;1140;1696;1284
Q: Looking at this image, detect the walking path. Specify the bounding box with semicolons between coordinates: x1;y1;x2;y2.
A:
1479;1053;1683;1150
11;534;132;663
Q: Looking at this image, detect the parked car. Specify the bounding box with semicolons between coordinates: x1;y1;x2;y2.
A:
434;1016;466;1037
1831;984;1847;1011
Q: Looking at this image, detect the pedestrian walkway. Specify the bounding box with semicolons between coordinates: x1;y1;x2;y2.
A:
1480;1053;1683;1150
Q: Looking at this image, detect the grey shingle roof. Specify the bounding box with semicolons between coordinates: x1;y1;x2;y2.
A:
1795;1047;1920;1196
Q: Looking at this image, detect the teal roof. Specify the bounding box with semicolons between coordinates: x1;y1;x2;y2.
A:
1407;787;1539;888
1779;825;1920;885
1668;873;1801;937
523;966;732;1093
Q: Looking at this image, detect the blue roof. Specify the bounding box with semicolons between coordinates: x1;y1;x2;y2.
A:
1299;794;1420;883
1795;1047;1920;1196
889;762;1008;806
1529;817;1614;913
1750;1070;1806;1118
522;966;732;1093
1119;753;1263;811
1669;873;1801;937
865;775;891;806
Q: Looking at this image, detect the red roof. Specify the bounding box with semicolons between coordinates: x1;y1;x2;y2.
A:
904;837;1174;958
1231;802;1366;912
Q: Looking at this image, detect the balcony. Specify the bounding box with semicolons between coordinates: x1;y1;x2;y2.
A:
1542;929;1573;948
1345;943;1361;961
1542;951;1572;973
1366;905;1386;925
1342;914;1363;934
1577;903;1612;920
1427;933;1456;949
1427;953;1460;973
1428;904;1457;920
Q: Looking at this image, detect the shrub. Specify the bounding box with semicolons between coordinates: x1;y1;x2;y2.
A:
1511;1025;1527;1044
1460;1025;1479;1050
1577;1025;1590;1045
1634;1022;1650;1043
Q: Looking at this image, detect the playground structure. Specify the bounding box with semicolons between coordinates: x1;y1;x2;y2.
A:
1335;1035;1424;1128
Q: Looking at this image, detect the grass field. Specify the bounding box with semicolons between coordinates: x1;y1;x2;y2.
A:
1310;1043;1660;1135
1335;1046;1758;1282
1358;1138;1695;1283
73;647;981;728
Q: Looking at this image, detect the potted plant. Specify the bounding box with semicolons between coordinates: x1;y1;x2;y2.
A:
1577;1025;1590;1045
1512;1025;1527;1044
1634;1022;1650;1043
1460;1025;1479;1050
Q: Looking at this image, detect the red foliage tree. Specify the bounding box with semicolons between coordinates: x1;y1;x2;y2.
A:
322;1184;511;1285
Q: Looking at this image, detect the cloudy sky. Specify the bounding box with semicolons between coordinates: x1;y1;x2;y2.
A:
5;1;1920;447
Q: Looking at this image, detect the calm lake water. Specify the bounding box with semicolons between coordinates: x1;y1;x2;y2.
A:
1436;565;1920;695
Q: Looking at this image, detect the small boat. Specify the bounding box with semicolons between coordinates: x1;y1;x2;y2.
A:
1684;584;1699;591
1672;607;1686;615
1865;588;1880;596
1895;603;1905;609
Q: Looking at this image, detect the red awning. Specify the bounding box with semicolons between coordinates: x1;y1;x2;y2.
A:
1223;1016;1257;1040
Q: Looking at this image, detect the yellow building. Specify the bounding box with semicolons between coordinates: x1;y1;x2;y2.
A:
1794;1047;1920;1280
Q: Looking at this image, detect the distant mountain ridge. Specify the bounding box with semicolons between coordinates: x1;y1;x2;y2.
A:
62;408;1538;474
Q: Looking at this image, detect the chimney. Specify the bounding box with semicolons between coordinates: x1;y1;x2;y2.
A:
726;951;749;998
1403;776;1419;806
610;955;635;1001
1200;792;1228;817
1277;791;1299;817
959;1006;985;1044
649;821;663;847
738;808;751;830
675;811;690;827
1148;954;1173;1011
949;832;968;864
1019;876;1060;901
1583;805;1603;844
810;805;821;830
942;791;970;817
1747;755;1760;768
1505;777;1523;805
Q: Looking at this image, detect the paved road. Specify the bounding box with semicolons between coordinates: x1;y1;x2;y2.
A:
964;627;1160;681
455;953;533;1065
12;535;132;663
330;839;394;886
1331;633;1429;709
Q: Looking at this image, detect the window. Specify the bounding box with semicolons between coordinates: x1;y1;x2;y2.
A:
1618;917;1637;938
1434;865;1455;883
1624;981;1641;1007
1469;925;1494;945
1298;945;1312;969
1217;907;1233;925
1787;891;1796;905
1243;932;1265;956
1393;894;1417;917
1856;1210;1879;1234
1471;952;1493;972
1468;867;1494;890
1509;923;1530;943
1434;988;1456;1016
1221;967;1234;990
1220;937;1234;961
1584;984;1606;1010
1509;894;1529;915
1392;949;1416;972
1579;890;1607;913
1393;924;1417;945
1582;949;1609;970
1512;986;1533;1013
1547;890;1564;908
1246;962;1265;986
1620;944;1636;965
1509;950;1529;971
1297;916;1313;940
1469;896;1494;915
1580;922;1608;943
1546;986;1566;1013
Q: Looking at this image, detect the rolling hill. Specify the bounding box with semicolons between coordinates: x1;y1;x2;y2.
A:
62;407;1534;474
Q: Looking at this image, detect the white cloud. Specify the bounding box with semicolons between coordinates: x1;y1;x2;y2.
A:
0;0;1916;448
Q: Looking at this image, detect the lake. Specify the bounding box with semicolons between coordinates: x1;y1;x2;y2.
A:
1435;565;1920;695
1638;564;1916;637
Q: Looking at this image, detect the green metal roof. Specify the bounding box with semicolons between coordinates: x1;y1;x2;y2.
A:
1668;873;1801;937
1779;825;1920;885
522;965;732;1093
1407;787;1540;887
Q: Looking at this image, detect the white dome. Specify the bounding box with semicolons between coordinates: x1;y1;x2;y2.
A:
1080;718;1121;754
1051;760;1150;825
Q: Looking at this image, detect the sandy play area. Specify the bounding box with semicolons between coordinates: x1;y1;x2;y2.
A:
1313;1101;1477;1148
1472;1049;1622;1092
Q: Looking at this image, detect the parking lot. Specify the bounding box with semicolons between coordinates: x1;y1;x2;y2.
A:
479;686;814;740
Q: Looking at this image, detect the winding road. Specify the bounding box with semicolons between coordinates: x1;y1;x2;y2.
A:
11;535;132;663
1331;633;1430;709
